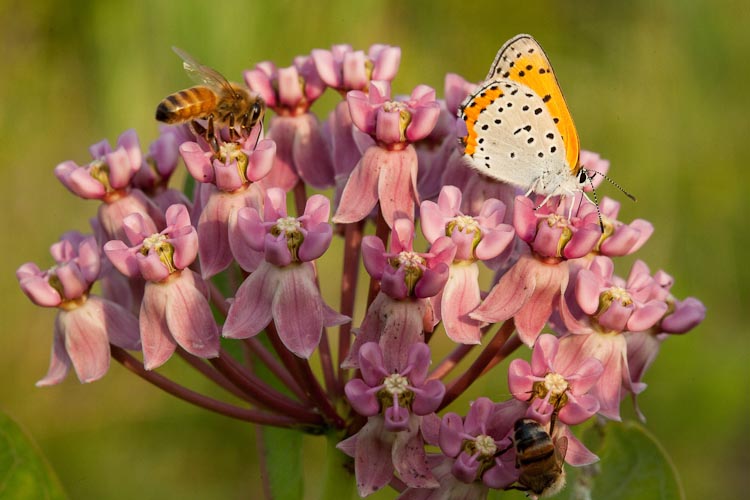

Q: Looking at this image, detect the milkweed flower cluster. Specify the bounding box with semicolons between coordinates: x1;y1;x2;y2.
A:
17;41;705;499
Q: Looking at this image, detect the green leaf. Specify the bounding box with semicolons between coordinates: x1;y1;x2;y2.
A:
0;412;67;499
566;420;684;500
257;426;304;500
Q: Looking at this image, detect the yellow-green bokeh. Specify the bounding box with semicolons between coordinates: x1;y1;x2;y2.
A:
2;0;748;498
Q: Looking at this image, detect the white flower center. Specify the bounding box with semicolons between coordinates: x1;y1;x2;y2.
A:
142;233;167;250
608;286;633;305
383;101;407;113
396;251;425;268
474;434;497;456
383;373;409;395
275;216;301;234
451;215;480;233
543;372;568;396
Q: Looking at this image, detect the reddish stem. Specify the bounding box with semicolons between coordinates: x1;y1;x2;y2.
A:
242;338;310;402
111;346;300;427
438;320;516;411
479;333;524;377
176;348;252;401
337;220;364;394
427;343;477;381
210;349;323;425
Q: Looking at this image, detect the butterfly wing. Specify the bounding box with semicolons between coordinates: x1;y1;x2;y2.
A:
460;79;568;192
486;34;580;173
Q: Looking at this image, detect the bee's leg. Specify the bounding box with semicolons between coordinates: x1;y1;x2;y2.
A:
190;120;206;140
206;116;220;150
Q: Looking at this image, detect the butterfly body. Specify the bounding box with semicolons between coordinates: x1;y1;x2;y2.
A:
459;34;587;197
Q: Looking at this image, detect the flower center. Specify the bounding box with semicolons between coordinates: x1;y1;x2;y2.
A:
531;372;569;411
271;217;304;262
608;286;633;305
543;372;569;396
391;251;425;295
383;373;409;395
141;234;176;273
89;159;113;192
218;142;249;182
473;434;497;456
382;101;412;142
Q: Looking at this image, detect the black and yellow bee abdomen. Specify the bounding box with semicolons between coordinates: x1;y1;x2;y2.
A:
155;86;218;123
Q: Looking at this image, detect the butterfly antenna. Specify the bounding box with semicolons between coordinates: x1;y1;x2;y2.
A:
584;170;605;232
587;169;637;202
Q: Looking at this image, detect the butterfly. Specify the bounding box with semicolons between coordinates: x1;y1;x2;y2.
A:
459;34;591;200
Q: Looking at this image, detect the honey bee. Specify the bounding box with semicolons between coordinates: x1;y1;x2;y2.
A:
511;418;568;498
155;47;265;141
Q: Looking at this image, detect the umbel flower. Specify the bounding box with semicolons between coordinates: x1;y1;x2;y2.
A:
17;37;706;500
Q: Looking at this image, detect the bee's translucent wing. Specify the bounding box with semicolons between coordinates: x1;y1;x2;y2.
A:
172;46;237;96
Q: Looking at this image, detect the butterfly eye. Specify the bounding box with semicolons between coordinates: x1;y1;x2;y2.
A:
578;169;588;185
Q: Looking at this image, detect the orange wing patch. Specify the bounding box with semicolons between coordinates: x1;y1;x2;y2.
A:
461;84;504;156
490;35;580;173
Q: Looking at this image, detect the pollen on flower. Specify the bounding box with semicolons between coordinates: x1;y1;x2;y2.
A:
605;286;633;306
274;216;302;234
89;160;113;192
473;434;498;456
449;215;481;234
383;373;409;395
394;251;425;268
141;233;177;273
218;142;249;180
543;372;569;396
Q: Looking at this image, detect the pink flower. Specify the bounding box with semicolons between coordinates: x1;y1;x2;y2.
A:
245;57;333;190
104;204;219;369
311;44;401;93
222;191;348;358
560;257;669;334
179;134;275;277
54;129;165;240
438;398;518;488
333;82;441;227
508;334;602;426
17;233;140;385
471;249;571;347
345;342;445;431
421;186;515;343
362;218;452;300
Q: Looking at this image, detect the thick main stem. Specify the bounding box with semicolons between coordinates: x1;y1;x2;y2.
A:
111;346;299;427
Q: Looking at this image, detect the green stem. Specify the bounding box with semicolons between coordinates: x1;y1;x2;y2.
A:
319;430;356;500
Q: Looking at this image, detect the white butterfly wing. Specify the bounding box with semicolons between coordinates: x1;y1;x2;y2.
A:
459;79;568;192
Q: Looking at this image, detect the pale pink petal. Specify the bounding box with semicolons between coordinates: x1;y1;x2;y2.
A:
627;301;669;332
440;264;482;344
377;146;418;227
393;418;439;488
91;296;140;350
298;223;332;262
471;257;537;324
351;417;396;497
36;323;71;387
561;426;599;466
222;263;277;339
292;114;335;189
332;148;380;224
345;379;380;416
61;307;111;383
507;359;534;398
165;271;220;358
272;265;323;358
140;281;177;370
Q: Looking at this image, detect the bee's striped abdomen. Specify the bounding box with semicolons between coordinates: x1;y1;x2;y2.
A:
155;86;217;123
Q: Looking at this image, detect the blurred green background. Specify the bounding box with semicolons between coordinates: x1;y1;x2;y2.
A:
2;0;748;498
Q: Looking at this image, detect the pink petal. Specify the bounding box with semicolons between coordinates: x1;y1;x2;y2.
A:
531;334;558;374
361;235;386;279
370;46;401;81
332;147;380;224
405;103;441;142
392;418;439;488
439;413;464;457
298;223;332;262
507;359;534;399
419;201;447;244
627;301;669;332
18;274;62;307
272;264;324;358
559;394;599;425
352;417;396;496
514;262;568;346
140;281;177;369
377;146;418;227
36;324;71;387
61;306;111;383
165;271;220;359
561;426;599;466
440;264;482;344
358;342;388;386
661;297;706;333
222;262;277;339
197;192;241;279
347;90;377;134
345;379;380;416
292;115;335;189
471;256;537;324
91;296;140;350
179;142;214;183
474;226;515;261
575;269;602;315
310;49;339;88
